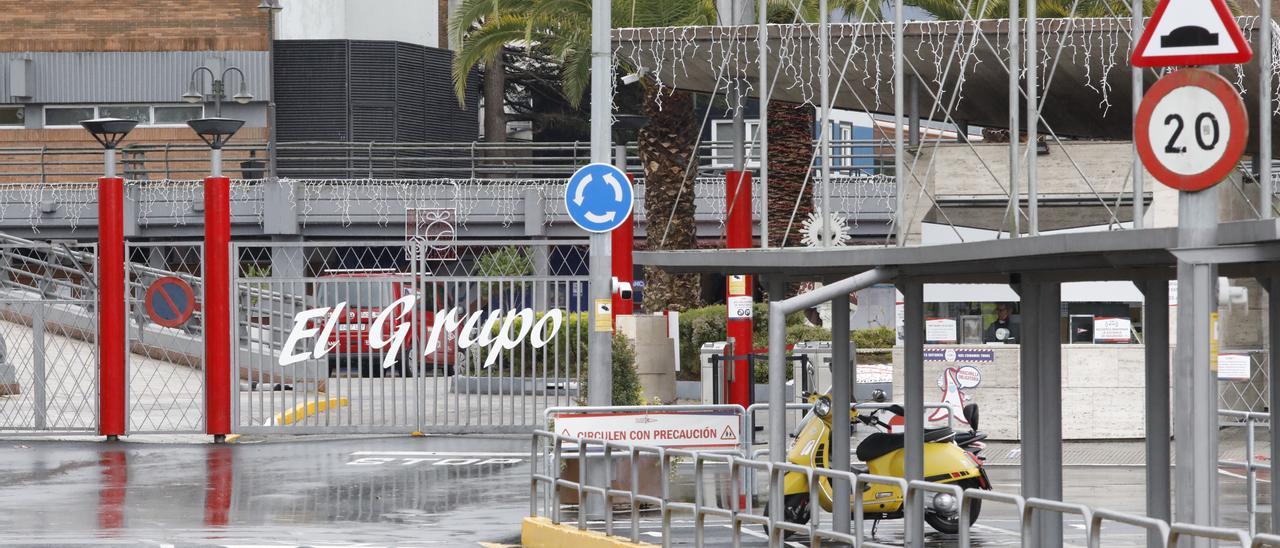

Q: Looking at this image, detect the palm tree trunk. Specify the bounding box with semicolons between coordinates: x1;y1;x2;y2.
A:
638;84;702;312
483;52;508;143
767;100;815;248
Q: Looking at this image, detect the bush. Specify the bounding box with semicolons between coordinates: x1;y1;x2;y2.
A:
579;335;644;406
677;304;896;382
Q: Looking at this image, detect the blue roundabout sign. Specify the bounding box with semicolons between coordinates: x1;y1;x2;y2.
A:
564;163;634;233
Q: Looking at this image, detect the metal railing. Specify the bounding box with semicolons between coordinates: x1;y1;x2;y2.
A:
1220;409;1273;536
529;424;1278;547
0;139;895;183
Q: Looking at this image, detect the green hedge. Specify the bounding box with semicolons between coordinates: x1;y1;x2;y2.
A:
464;307;896;387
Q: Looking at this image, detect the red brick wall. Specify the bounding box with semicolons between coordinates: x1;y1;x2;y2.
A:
0;0;269;52
0;128;268;183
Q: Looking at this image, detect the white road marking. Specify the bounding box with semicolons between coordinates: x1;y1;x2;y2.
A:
350;451;528;457
727;523;805;547
1219;467;1272;483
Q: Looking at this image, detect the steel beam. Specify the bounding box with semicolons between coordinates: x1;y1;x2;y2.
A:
1143;279;1171;548
1271;276;1280;534
1007;0;1020;238
1130;0;1145;228
1174;187;1219;546
1261;3;1273;219
1027;0;1039;236
587;0;613;406
901;280;924;546
1037;280;1063;546
830;287;852;534
1017;278;1042;536
894;0;906;246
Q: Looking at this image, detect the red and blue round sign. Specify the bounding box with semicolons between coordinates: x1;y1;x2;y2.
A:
145;276;196;328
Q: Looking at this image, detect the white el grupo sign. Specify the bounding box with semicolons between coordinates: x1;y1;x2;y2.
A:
278;294;563;370
554;411;741;449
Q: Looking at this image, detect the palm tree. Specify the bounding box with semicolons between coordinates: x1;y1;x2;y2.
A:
452;0;717;312
451;0;519;143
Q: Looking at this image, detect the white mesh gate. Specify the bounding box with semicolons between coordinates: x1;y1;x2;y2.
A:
231;240;589;434
0;240;99;433
125;242;206;433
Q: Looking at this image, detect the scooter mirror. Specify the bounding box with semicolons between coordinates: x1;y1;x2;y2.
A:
871;389;886;403
963;403;980;431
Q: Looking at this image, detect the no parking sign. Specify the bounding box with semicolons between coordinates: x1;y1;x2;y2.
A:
145;276;196;328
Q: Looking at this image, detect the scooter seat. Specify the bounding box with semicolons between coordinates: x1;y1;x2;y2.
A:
855;427;955;462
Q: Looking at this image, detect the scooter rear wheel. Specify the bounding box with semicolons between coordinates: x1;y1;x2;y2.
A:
923;478;983;534
762;493;811;539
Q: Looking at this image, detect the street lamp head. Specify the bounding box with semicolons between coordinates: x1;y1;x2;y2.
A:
186;117;244;150
182;77;204;103
257;0;283;12
232;81;254;104
79;118;139;149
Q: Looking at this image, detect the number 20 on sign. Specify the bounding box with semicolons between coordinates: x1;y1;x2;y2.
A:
1135;68;1248;192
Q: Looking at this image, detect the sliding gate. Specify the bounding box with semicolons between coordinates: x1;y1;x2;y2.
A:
231;240;589;434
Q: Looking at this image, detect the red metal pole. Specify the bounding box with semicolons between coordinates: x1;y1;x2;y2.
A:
725;171;753;408
611;174;636;322
204;176;231;439
97;176;126;439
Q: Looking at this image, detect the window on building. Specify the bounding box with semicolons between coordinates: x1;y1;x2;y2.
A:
44;105;205;127
0;107;23;127
98;105;151;123
709;120;761;168
153;105;203;125
44;107;94;127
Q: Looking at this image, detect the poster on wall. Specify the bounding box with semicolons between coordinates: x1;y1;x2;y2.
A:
1217;354;1251;381
925;318;957;343
1092;317;1132;343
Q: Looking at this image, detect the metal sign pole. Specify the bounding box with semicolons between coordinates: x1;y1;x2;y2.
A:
1174;186;1218;545
588;0;614;406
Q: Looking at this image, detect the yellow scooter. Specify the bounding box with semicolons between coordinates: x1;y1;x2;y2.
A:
772;391;991;536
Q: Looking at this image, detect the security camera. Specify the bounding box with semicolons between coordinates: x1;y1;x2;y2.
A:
621;69;647;85
611;277;633;300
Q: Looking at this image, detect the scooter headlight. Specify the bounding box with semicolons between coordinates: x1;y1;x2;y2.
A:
814;396;831;418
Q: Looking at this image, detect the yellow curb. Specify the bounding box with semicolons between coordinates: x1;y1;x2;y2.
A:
266;396;350;427
521;516;656;548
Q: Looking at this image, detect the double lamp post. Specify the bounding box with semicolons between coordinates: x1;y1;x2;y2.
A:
80;63;252;442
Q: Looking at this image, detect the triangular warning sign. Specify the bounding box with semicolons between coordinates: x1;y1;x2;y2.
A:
1132;0;1252;67
720;426;735;440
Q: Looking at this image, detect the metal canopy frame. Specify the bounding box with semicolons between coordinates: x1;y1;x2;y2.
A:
637;222;1280;546
635;218;1280;282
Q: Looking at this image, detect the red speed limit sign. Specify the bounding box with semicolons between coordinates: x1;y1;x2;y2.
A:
1135;68;1248;192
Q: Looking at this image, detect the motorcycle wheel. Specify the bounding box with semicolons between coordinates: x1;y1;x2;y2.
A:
923;478;984;535
762;493;811;539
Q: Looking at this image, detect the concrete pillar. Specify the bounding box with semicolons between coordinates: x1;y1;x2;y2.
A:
1143;279;1171;548
1035;281;1063;546
1016;278;1043;529
900;280;924;546
262;178;299;236
830;289;852;534
1174;187;1219;544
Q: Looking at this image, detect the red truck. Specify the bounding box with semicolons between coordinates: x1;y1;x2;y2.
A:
315;270;458;378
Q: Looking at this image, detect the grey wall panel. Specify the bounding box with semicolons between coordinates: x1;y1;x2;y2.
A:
274;39;479;178
0;52;269;105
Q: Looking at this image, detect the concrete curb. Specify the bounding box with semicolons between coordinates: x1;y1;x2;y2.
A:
521;516;655;548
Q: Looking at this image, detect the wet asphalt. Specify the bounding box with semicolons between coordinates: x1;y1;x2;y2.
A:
0;436;1266;547
0;435;530;546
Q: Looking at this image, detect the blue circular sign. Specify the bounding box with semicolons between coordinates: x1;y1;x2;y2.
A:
564;163;634;233
145;276;195;328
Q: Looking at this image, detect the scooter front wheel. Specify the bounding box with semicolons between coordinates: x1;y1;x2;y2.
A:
762;493;811;539
923;478;983;534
